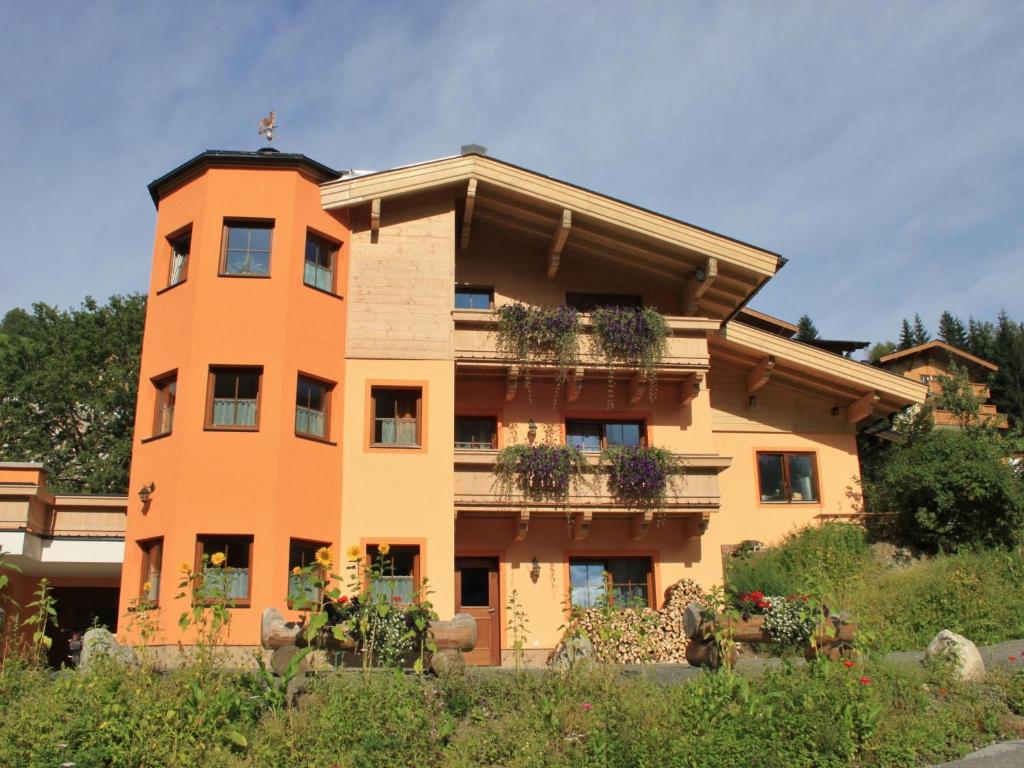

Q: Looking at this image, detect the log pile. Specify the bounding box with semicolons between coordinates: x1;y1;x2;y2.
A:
549;579;704;665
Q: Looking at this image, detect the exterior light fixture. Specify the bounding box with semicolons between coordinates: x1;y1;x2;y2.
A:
527;419;538;444
748;395;757;407
138;482;156;504
831;406;841;416
695;266;707;283
530;557;541;582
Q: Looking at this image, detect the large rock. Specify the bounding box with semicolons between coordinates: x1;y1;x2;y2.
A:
925;630;985;682
429;648;466;679
79;627;137;670
548;636;594;672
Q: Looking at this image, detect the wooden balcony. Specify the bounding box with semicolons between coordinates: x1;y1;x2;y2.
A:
926;380;990;400
0;489;126;539
453;449;731;540
933;408;1009;430
453;310;717;398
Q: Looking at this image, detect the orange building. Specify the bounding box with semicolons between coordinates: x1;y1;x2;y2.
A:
5;147;928;665
876;341;1008;430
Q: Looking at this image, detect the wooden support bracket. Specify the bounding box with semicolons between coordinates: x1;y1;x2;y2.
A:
746;355;775;394
546;209;572;278
566;367;585;402
505;365;520;403
370;198;381;242
627;371;648;405
572;509;593;541
682;256;718;315
847;390;880;424
680;372;704;407
514;510;530;542
460;178;477;251
630;510;655;540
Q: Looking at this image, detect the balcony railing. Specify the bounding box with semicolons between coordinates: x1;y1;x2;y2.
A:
926;381;990;399
452;309;717;379
933;408;1009;429
453;449;731;514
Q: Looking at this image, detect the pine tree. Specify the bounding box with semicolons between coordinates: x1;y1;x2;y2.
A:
937;310;967;348
898;319;914;350
912;314;931;346
795;315;820;342
991;310;1024;428
967;317;996;361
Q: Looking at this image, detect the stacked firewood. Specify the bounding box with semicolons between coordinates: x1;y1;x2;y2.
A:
551;579;704;665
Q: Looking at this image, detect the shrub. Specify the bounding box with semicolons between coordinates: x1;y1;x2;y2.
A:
867;428;1024;552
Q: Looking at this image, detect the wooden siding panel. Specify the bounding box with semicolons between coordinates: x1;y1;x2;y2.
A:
346;194;455;360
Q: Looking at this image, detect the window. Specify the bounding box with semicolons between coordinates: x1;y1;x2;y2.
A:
565;293;642;313
288;539;329;606
207;367;261;429
566;419;645;451
152;372;177;436
139;538;163;604
304;232;337;292
569;557;652;609
296;375;332;439
455;286;493;310
368;545;420;604
167;230;191;287
757;452;820;503
455;415;497;449
195;535;253;605
371;387;422;447
221;221;273;276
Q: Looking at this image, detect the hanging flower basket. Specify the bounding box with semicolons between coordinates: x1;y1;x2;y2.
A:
601;445;678;508
495;304;580;402
589;306;669;406
495;444;588;503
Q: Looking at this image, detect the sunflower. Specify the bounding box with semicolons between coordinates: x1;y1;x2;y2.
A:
209;552;227;567
346;545;361;561
315;546;333;569
378;543;390;556
141;582;152;594
292;566;302;576
179;562;191;575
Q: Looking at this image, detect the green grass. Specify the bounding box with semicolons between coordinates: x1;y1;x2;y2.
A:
726;524;1024;651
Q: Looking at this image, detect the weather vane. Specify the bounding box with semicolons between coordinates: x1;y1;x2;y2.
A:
258;110;278;144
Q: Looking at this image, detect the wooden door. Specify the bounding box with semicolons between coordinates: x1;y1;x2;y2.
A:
455;557;501;666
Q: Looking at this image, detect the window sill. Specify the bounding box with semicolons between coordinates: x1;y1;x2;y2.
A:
218;273;271;279
192;600;251;609
295;431;337;446
369;443;422;450
760;499;821;505
204;425;260;432
140;431;173;444
303;283;345;301
126;601;160;612
156;279;187;295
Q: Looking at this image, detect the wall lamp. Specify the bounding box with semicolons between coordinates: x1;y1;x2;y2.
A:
530;557;541;582
138;482;156;504
527;418;538;444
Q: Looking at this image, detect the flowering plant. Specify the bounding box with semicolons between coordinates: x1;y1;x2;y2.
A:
760;594;821;646
495;444;589;503
590;306;669;405
496;303;580;401
735;590;771;616
600;445;678;508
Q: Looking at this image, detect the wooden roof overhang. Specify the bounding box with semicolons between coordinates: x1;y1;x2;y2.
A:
877;340;998;374
713;322;928;422
321;154;785;319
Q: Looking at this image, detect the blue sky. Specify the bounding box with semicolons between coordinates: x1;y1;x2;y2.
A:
1;1;1021;347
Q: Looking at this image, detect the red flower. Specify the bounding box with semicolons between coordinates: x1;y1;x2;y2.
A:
582;703;593;712
859;676;871;685
749;591;765;601
393;595;402;603
756;599;770;609
1010;656;1018;662
337;595;349;604
843;660;856;668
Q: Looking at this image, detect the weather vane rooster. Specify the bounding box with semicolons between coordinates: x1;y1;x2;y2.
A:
258;111;278;144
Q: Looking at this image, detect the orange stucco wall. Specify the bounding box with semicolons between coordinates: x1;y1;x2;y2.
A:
118;165;350;645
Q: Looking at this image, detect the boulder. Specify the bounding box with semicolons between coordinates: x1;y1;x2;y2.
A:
925;630;985;682
79;627;137;670
429;648;466;679
548;636;594;672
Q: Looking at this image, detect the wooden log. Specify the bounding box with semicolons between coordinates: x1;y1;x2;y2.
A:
260;607;477;652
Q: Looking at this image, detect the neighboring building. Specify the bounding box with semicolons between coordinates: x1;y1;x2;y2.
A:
0;463;125;665
5;147;927;665
875;341;1008;430
735;308;870;358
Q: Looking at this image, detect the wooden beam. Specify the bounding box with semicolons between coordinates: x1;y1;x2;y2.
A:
514;510;530;542
746;355;775;394
627;371;648;405
460;178;477;251
630;510;655;540
572;510;592;541
546;209;572;278
680;372;704;407
566;367;584;402
847;390;881;424
682;256;718;315
370;197;381;242
505;365;520;403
